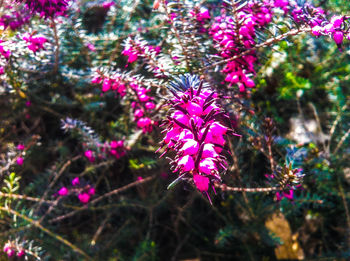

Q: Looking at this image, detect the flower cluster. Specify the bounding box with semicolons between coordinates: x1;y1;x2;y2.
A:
158;75;237;197
209;2;273;92
3;242;25;258
92;72;156;133
16;0;69;19
0;7;31;31
122;37;164;76
291;7;349;47
131;83;156;133
84;139;126;162
56;177;96;204
23;33;47;53
92;73;126;96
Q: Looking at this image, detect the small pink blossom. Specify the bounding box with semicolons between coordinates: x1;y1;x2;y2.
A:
72;177;80;186
78;193;90;204
17;144;25;150
88;187;95;195
177;155;195;172
17;157;24;165
58;186;68;196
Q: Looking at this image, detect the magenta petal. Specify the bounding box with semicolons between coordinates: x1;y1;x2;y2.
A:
193;174;209;191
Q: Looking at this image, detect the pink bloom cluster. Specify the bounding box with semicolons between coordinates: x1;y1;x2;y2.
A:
56;177;96;204
16;144;25;166
158;75;236;196
23;33;47;53
3;242;25;258
16;0;69;19
84;140;126;162
92;72;156;133
131;83;156;133
210;2;273;92
122;37;164;76
272;1;350;46
0;7;31;31
122;37;160;63
92;73;127;96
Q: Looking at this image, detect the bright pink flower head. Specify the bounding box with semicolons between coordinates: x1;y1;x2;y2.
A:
58;186;68;196
72;177;80;186
78;193;90;204
84;150;95;162
158;75;238;196
17;157;24;165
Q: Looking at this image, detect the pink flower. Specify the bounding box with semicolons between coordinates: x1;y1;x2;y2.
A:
78;193;90;204
86;43;96;52
177;155;195;172
17;157;24;165
180;139;199;155
276;189;294;201
17;144;25;150
193;174;209;191
84;150;95;162
58;186;68;196
17;249;25;257
333;31;344;45
88;187;95;195
72;177;80;186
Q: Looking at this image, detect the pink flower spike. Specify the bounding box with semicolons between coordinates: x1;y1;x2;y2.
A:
283;190;294;200
17;157;24;166
72;177;80;186
84;150;95;162
58;186;68;196
193;174;209;191
86;43;96;52
78;193;90;204
145;102;156;110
